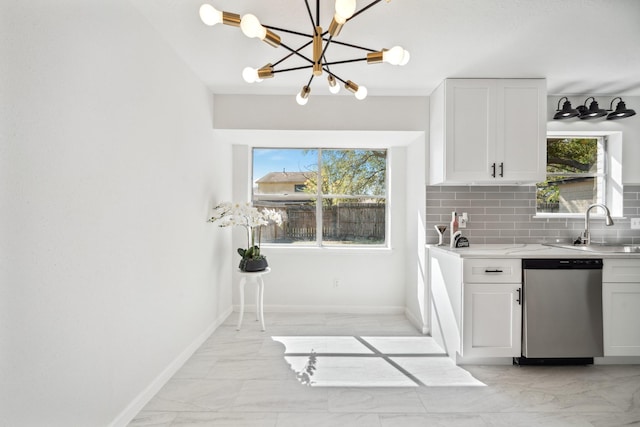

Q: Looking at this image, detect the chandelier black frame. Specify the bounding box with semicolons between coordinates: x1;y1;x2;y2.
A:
199;0;410;105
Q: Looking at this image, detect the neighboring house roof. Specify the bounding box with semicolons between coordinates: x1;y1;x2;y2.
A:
256;171;313;184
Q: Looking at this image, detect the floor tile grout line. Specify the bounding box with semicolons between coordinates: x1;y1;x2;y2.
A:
353;336;427;387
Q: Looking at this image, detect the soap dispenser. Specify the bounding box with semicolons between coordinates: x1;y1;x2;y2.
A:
449;211;459;248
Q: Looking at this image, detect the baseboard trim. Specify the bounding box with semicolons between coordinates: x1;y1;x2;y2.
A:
110;306;233;427
233;304;405;315
404;308;429;335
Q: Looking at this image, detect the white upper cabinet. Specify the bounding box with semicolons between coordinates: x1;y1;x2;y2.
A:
429;79;547;185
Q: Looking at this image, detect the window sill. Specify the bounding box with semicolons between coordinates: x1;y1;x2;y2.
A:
533;214;627;220
259;244;393;255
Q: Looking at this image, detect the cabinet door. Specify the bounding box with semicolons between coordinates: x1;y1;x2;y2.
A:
603;282;640;356
462;283;522;357
496;79;546;183
444;79;496;183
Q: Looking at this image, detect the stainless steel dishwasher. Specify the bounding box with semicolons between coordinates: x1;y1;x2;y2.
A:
519;258;603;365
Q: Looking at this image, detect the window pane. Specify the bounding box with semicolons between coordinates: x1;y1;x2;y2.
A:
252;148;388;246
253;149;317;197
323;199;386;246
253;149;318;244
547;138;597;173
258;202;317;244
320;149;387;196
537;138;602;214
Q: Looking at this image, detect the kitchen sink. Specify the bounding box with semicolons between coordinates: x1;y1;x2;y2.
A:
544;243;640;253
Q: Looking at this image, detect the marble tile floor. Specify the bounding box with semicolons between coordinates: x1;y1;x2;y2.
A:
130;313;640;427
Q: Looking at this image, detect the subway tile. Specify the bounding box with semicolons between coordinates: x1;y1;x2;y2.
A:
514;192;534;200
625;199;640;208
514;208;536;215
469;186;496;192
500;186;533;193
486;208;514;215
499;200;530;208
499;214;532;222
441;200;471;208
515;221;544;229
426;199;441;207
443;185;471;192
427;192;456;200
486;192;515;200
455;192;486;200
485;237;517;244
485;223;515;230
467;229;501;237
472;200;500;207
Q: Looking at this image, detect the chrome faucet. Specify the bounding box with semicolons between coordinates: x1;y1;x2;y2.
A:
577;203;614;245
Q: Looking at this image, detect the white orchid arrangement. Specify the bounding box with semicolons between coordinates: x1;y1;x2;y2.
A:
208;202;283;260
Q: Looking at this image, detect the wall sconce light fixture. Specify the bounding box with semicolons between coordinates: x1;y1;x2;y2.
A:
607;97;636;120
553;96;636;121
553;96;580;120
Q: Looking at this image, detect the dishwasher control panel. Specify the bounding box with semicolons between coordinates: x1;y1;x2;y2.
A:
523;258;603;269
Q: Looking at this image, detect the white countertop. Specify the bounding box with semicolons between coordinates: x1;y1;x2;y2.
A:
428;243;640;259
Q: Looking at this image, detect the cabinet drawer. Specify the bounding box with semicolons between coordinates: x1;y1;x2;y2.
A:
463;259;522;283
604;259;640;283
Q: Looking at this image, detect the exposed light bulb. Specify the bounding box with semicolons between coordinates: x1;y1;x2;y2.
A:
383;46;405;65
242;67;262;83
296;86;311;106
296;93;309;106
240;14;266;39
328;75;340;94
199;4;223;26
399;50;410;66
335;0;357;21
355;85;368;100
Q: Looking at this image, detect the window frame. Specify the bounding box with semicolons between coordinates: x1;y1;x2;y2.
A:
251;147;390;248
534;131;624;219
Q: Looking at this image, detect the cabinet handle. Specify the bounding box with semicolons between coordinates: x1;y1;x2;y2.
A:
484;269;503;273
516;288;522;305
499;162;504;177
491;162;496;178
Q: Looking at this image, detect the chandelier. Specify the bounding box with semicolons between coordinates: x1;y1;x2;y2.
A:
199;0;410;105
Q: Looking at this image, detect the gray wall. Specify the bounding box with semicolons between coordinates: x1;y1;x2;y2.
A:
426;185;640;245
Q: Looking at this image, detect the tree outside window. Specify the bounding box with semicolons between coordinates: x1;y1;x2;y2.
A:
536;137;604;214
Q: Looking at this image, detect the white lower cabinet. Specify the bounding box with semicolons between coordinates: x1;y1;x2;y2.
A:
603;259;640;356
461;259;522;358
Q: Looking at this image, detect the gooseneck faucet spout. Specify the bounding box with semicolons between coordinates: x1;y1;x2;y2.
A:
578;203;614;245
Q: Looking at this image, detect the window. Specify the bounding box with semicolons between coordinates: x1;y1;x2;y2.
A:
252;148;387;246
536;136;606;215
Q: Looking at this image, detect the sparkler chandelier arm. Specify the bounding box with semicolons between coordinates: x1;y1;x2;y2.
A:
199;0;410;105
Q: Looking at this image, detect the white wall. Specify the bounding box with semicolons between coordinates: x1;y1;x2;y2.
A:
548;96;640;184
0;1;232;425
214;96;429;315
404;138;429;333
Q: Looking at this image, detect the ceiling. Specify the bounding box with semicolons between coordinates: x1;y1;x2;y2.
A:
130;0;640;98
